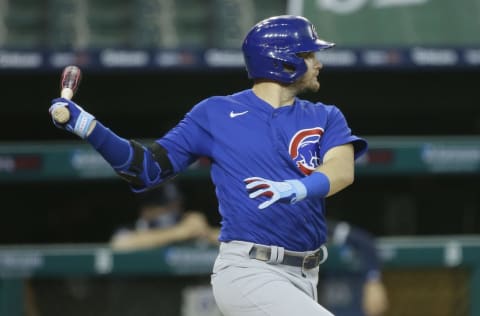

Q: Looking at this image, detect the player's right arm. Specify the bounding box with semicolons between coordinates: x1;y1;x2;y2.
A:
49;98;192;191
86;118;174;191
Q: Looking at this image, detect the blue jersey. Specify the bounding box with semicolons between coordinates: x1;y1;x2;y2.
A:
158;89;367;251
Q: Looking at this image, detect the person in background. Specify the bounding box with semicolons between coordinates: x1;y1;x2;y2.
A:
111;181;219;251
323;220;389;316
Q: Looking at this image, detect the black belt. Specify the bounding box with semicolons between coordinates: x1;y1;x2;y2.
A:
249;245;327;270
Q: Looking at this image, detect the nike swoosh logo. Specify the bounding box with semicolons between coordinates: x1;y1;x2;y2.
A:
229;110;249;118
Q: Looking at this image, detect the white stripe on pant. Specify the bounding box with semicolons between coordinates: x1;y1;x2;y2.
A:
210;241;334;316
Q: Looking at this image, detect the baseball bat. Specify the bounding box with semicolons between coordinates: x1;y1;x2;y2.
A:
52;65;82;124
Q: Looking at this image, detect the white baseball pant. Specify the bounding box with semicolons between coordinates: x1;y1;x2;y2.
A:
211;241;334;316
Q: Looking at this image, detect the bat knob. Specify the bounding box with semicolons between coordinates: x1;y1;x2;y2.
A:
52;106;70;124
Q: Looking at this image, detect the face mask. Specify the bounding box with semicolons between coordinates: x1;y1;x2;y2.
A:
135;211;180;230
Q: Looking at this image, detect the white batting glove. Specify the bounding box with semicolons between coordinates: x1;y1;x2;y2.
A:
244;177;307;210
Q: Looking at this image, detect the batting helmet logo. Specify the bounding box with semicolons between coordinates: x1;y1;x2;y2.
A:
289;127;324;175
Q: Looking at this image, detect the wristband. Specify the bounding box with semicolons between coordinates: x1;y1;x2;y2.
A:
300;171;330;198
74;111;95;139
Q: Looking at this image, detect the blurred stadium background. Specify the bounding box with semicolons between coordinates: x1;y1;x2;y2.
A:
0;0;479;315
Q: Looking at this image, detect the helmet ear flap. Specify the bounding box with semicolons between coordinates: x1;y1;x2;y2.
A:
277;53;308;82
272;60;282;70
272;59;295;75
246;52;306;83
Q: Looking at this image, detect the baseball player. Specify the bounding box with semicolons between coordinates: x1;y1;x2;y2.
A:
49;15;367;316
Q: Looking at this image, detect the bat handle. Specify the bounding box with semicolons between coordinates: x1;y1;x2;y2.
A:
61;87;74;100
52;88;73;123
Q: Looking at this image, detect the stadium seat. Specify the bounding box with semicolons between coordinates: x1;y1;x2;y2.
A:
173;0;209;48
132;0;178;48
85;0;132;48
211;0;256;48
46;0;88;49
2;0;46;48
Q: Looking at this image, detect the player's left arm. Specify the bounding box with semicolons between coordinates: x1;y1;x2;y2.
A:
246;107;365;209
313;143;354;197
245;143;355;209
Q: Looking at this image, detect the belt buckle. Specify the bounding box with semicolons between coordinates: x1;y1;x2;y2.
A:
250;246;270;262
302;252;320;270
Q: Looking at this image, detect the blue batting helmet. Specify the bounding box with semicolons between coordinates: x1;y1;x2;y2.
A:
242;15;334;84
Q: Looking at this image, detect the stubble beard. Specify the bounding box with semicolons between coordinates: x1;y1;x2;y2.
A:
292;75;320;95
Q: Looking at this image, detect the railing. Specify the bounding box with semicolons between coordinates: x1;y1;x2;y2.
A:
1;236;480;315
1;136;479;182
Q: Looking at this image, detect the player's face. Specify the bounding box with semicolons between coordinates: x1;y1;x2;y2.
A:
292;52;323;93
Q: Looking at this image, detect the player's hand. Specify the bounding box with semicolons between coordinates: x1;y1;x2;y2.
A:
244;177;306;209
49;97;95;139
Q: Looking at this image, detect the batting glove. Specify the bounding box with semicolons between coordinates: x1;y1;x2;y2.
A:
244;177;307;210
49;98;95;139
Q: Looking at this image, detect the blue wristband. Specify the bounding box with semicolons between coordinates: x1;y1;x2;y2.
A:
300;172;330;198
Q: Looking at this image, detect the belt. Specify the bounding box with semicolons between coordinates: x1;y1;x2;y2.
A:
249;244;328;270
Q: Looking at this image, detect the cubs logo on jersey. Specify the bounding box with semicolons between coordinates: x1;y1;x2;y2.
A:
289;127;324;175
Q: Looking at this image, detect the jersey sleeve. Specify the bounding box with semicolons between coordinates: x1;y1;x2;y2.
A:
157;100;214;173
319;106;368;160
